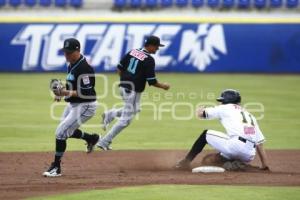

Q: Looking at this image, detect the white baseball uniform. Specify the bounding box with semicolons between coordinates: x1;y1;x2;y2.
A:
204;104;265;162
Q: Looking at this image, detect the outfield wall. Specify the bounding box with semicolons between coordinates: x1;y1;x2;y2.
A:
0;17;300;73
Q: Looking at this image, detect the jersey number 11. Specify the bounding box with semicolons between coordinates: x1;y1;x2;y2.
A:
241;111;255;126
128;58;139;74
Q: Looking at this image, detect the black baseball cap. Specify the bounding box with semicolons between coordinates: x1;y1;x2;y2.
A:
216;89;241;104
144;35;165;47
62;38;80;53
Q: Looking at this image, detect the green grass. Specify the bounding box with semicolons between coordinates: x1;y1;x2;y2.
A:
0;73;300;151
28;185;300;200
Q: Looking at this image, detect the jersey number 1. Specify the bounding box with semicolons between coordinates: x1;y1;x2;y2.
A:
128;58;139;74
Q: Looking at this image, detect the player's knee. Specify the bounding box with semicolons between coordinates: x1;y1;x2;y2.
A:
55;125;68;140
119;113;135;127
118;118;132;128
55;131;66;140
119;120;130;127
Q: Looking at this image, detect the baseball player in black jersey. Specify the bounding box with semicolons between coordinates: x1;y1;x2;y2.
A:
96;35;170;150
43;38;99;177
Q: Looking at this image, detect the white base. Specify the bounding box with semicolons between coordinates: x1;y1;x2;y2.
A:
192;166;225;173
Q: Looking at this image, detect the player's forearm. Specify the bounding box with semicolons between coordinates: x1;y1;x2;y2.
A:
60;89;77;97
257;143;269;169
152;82;170;90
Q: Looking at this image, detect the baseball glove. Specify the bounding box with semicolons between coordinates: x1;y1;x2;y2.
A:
50;79;64;96
223;160;246;171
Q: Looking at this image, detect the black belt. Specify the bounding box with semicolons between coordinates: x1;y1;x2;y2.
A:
238;136;256;148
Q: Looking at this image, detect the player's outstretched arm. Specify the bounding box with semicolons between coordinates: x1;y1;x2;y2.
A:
256;143;270;171
60;90;78;97
152;82;170;90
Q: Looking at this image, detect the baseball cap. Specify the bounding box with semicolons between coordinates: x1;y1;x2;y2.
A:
62;38;80;53
216;89;241;104
144;35;165;47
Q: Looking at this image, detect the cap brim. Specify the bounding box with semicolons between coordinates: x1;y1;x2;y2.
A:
216;97;224;102
61;48;76;53
159;44;165;47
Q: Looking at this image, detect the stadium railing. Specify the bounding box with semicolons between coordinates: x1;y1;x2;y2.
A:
111;0;299;9
1;0;83;8
0;0;298;9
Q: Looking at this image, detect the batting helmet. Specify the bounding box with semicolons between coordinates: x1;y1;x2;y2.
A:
216;89;241;104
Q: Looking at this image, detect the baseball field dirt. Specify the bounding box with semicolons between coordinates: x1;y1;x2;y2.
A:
0;150;299;199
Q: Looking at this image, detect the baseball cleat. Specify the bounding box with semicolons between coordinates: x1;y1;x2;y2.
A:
43;162;62;177
101;112;109;131
96;139;112;151
86;133;100;154
98;144;112;151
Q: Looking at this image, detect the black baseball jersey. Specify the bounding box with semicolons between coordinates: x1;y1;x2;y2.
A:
65;55;96;103
118;48;158;93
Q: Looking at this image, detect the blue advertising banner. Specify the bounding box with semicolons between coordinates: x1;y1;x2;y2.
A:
0;22;299;73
